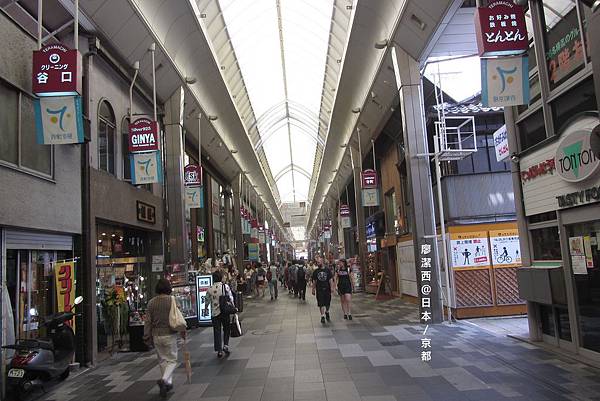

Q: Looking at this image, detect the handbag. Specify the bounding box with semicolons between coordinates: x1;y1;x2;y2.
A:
230;314;243;338
169;296;187;331
219;284;237;316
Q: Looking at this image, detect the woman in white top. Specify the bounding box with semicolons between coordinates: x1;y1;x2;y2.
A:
204;270;235;358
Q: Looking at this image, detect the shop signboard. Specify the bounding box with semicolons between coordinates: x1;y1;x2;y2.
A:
258;226;266;244
185;186;204;209
361;169;378;189
362;188;380;207
54;261;76;328
490;229;521;267
136;201;156;224
340;204;352;229
34;96;85;144
248;243;260;261
196;274;213;323
197;227;205;243
129;118;159;152
152;255;164;272
474;0;528;57
493;125;509;162
32;44;82;96
481;55;529;107
450;231;490;268
184;164;202;186
555;128;600;183
545;8;584;88
130;151;162;185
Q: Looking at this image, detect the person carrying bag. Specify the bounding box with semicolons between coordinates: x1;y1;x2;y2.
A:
205;271;236;358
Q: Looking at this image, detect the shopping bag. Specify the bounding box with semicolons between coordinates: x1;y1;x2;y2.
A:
169;296;187;331
230;314;243;338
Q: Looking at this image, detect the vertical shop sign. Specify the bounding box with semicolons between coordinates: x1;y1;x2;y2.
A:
32;44;82;96
340;204;352;229
493;125;509;162
248;243;260;261
184;164;203;186
185;186;203;209
418;238;433;362
197;227;205;243
490;229;521;267
361;169;378;188
34;96;85;144
129;118;159;152
323;224;332;239
130;151;162;184
450;232;490;268
54;261;76;328
474;1;528;57
362;188;380;207
196;275;213;323
481;56;529;107
251;219;259;241
258;226;266;244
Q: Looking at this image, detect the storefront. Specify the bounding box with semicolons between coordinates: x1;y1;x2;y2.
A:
1;229;75;341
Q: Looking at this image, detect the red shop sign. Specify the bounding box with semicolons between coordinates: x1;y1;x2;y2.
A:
361;169;378;189
32;44;82;96
129;118;159;152
521;158;556;183
184;164;203;186
474;1;528;57
340;204;350;216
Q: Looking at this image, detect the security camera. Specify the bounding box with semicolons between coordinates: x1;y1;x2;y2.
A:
510;153;520;164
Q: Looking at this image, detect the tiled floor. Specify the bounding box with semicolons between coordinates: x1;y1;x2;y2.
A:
35;289;600;401
463;315;529;338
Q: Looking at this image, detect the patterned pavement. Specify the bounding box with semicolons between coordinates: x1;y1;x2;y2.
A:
29;288;600;401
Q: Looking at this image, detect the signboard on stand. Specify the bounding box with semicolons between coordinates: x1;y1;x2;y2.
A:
34;96;85;144
196;274;213;324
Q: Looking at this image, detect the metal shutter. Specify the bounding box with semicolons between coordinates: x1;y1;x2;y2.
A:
4;230;73;251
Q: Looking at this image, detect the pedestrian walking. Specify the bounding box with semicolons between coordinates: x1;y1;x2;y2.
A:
256;263;267;297
204;270;235;358
144;279;187;398
297;262;307;301
312;257;335;324
335;259;354;320
289;262;298;297
268;262;279;300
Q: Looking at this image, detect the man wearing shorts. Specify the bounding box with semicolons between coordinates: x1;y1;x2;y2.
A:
312;256;334;324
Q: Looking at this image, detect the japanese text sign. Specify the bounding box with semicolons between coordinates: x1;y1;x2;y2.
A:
493;125;509;162
129;118;159;152
196;275;213;322
184;164;202;186
54;261;76;328
185;186;204;209
481;55;529;107
418;238;433;324
33;45;82;96
34;96;85;144
361;169;378;189
130;151;162;185
474;1;528;57
340;204;351;216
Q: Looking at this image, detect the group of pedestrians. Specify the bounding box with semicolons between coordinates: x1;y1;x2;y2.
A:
143;256;355;398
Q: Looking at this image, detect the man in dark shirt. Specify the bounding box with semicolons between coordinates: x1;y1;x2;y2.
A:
311;256;335;324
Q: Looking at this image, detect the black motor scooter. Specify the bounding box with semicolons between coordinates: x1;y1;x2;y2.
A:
2;296;83;400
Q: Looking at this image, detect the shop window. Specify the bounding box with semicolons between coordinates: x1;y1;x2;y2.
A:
541;2;585;90
0;79;52;176
567;220;600;353
530;226;562;260
98;100;116;175
518;108;547;152
556;306;572;341
528;211;557;224
550;77;597;135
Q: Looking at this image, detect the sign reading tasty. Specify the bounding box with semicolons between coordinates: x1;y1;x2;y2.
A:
129;118;159;152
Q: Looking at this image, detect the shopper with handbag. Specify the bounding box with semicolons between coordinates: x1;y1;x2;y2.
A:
204;270;236;358
144;279;187;398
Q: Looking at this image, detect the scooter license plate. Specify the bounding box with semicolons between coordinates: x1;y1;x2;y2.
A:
8;369;25;378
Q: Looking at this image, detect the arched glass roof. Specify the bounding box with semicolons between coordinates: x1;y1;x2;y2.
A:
218;0;334;203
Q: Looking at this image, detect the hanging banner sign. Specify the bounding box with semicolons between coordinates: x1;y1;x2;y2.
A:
493;125;510;162
474;0;528;57
184;164;203;186
361;169;378;189
481;55;529;107
185;186;204;209
129;118;159;152
130;151;162;185
258;226;266;244
340;204;351;216
54;261;76;328
248;243;260;261
32;44;82;96
362;188;380;207
34;95;85;144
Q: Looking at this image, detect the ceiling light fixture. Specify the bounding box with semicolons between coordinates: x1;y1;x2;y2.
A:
374;39;389;49
208;115;218;121
185;76;197;84
351;107;361;113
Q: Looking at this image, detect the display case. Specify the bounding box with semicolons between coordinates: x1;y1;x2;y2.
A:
172;284;198;320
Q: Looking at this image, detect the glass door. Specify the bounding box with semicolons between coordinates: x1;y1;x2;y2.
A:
567;220;600;353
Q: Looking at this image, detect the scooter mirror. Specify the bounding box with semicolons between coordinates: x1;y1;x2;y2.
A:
74;296;84;305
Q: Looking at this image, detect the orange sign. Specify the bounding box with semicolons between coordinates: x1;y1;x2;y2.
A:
54;261;76;327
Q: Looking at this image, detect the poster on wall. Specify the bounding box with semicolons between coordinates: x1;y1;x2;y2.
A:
54;261;76;328
569;236;589;274
490;229;521;267
450;231;490;268
34;96;85;144
130;151;162;185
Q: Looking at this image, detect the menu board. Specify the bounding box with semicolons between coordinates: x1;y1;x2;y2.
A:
450;231;490;268
196;275;213;323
